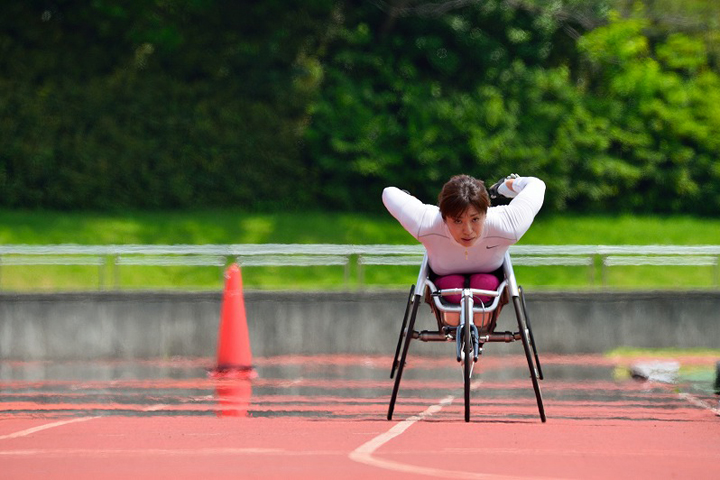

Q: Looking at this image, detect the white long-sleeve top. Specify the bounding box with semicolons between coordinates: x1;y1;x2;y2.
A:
382;177;545;275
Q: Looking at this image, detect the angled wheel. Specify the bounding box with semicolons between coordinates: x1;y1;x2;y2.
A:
391;285;414;379
519;286;543;380
387;293;421;420
513;295;546;422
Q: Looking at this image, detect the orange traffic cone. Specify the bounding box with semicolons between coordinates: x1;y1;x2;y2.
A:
213;263;256;379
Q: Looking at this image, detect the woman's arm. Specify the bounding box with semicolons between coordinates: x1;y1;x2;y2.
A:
493;176;546;239
382;187;433;240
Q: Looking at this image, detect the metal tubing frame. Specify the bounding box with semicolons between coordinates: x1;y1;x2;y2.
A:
388;250;546;422
506;253;546;422
462;290;474;422
387;291;422;421
390;285;415;379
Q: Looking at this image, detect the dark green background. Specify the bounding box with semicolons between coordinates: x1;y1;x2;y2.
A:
2;0;719;214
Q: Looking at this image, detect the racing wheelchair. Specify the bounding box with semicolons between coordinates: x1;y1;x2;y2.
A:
387;251;546;423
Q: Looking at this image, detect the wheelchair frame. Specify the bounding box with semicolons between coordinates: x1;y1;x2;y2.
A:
388;251;546;423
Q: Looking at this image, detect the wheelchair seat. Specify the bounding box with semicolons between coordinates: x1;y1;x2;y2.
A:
424;276;509;329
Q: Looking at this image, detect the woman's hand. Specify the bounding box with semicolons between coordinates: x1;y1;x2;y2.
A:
488;174;519;205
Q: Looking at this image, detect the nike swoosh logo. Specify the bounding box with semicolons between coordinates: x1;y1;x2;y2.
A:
486;245;500;249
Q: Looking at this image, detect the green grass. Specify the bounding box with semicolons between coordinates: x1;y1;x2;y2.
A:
3;210;720;245
1;209;720;291
606;347;720;358
0;209;407;245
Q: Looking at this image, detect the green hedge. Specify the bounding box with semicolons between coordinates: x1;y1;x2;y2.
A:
1;1;719;214
0;0;330;210
305;2;720;213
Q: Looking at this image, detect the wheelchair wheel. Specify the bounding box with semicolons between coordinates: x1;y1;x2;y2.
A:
387;293;421;421
463;298;473;423
391;285;414;379
513;296;546;422
519;286;543;380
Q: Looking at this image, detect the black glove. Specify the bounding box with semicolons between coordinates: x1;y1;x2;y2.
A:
488;174;519;206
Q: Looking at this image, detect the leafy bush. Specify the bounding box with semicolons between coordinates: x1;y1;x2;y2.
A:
305;2;720;214
1;1;719;214
0;0;332;210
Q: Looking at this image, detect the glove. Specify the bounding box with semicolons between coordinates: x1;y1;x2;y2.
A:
488;174;519;206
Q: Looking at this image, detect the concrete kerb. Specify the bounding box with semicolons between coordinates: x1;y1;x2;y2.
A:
1;290;719;361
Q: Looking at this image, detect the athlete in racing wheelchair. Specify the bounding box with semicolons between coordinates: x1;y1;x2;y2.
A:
382;173;546;422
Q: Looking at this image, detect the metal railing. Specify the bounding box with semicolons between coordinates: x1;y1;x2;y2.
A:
1;244;719;289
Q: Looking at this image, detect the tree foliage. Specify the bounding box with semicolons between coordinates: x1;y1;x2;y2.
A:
576;10;720;213
305;1;720;213
1;1;719;214
0;0;333;210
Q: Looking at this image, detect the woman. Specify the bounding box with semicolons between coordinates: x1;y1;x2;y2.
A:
382;174;545;304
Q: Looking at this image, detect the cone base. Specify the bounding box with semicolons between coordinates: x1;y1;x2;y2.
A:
209;365;258;380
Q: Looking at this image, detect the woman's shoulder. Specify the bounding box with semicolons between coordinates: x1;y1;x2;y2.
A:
383;187;437;214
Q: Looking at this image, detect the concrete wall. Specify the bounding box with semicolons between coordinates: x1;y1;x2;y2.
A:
1;290;719;360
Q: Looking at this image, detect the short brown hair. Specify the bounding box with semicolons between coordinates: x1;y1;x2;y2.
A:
438;175;490;220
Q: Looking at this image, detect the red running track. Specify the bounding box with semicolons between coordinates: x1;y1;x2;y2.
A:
1;354;718;479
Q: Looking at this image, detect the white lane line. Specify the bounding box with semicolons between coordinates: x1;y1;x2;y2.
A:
0;447;287;457
0;417;99;441
2;446;718;460
143;404;168;412
678;392;720;416
350;392;538;480
350;381;553;480
349;395;466;478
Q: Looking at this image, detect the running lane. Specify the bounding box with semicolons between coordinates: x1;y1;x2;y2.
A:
0;354;718;479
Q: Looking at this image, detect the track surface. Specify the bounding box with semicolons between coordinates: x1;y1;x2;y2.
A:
1;354;718;479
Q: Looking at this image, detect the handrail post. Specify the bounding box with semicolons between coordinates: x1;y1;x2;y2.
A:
357;255;364;288
113;254;120;290
98;256;105;291
344;255;350;289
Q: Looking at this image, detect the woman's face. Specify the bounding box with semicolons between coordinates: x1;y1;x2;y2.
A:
446;206;484;247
